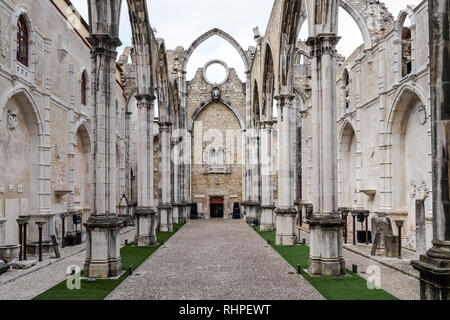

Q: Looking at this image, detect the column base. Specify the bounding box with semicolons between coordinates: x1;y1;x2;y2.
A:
260;205;275;231
159;205;173;232
275;208;297;246
242;201;260;223
307;215;346;277
411;241;450;300
181;203;190;224
83;215;123;279
172;205;180;224
135;207;157;247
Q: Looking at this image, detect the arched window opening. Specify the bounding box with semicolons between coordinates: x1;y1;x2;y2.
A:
343;69;350;113
154;91;160;120
81;71;88;106
262;45;275;120
209;148;225;169
253;83;260;126
402;27;412;77
273;98;278;119
17;15;29;67
186;36;246;82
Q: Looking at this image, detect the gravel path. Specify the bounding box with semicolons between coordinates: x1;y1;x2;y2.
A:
0;228;136;300
107;220;324;300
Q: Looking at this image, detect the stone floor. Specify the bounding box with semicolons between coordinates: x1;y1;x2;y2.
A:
0;227;136;300
107;220;324;300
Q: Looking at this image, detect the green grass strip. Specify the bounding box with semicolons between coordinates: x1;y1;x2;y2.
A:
33;223;184;301
254;226;398;300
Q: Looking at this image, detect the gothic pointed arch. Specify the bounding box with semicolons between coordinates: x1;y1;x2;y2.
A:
262;43;275;120
252;80;261;126
126;0;155;97
182;28;250;73
298;0;372;50
155;43;171;122
189;97;245;132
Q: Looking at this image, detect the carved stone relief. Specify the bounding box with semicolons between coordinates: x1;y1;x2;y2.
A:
7;110;18;131
0;12;10;58
418;105;427;125
211;87;221;101
409;180;416;198
417;180;428;200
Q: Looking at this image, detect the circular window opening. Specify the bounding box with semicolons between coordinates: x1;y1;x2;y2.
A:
203;60;229;86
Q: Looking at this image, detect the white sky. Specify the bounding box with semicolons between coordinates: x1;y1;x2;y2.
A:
70;0;423;81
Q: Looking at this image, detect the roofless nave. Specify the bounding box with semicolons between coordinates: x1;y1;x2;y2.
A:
0;0;449;300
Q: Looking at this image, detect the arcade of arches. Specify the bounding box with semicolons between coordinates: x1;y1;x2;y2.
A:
0;0;449;300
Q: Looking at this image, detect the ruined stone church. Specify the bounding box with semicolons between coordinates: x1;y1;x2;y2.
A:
0;0;449;300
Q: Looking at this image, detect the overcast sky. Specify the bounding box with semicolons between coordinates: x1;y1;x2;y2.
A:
71;0;423;81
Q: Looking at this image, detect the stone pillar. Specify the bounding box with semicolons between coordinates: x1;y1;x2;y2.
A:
275;95;297;246
40;38;52;216
177;70;191;223
159;122;173;232
307;33;345;277
67;64;76;214
411;0;450;300
135;95;157;246
260;120;275;231
251;128;261;221
83;32;123;278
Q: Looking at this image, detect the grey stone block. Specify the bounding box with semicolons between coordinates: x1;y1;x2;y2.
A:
384;235;399;258
11;260;37;270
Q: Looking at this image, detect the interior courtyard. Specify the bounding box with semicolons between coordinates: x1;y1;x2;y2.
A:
0;0;449;301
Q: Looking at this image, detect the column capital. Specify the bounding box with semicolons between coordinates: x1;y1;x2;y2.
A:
274;94;295;103
259;120;276;129
307;34;340;57
87;34;122;57
159;121;173;131
136;94;156;109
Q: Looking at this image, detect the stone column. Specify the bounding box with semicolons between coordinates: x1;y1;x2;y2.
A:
135;95;157;246
275;95;297;245
177;70;190;222
83;33;122;278
252;127;261;221
67;64;76;214
411;0;450;300
159;122;173;232
171;134;180;224
307;34;345;277
260;120;275;231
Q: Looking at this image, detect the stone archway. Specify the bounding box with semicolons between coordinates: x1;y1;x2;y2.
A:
0;89;44;245
385;84;431;250
338;121;358;209
73;121;92;217
182;28;250;74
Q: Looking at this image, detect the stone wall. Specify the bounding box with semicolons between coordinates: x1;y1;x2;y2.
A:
187;64;246;218
0;0;127;245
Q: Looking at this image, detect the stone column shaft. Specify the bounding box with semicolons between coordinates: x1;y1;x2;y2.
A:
412;0;450;300
275;95;297;245
260;120;275;231
159;122;173;232
83;32;123;278
307;33;345;277
135;95;157;246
